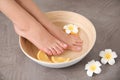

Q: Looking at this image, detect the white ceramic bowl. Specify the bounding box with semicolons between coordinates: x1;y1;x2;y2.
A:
19;11;96;68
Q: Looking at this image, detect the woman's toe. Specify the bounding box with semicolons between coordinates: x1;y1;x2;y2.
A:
53;46;62;55
56;44;64;53
47;49;53;55
76;39;83;43
43;48;52;55
50;47;57;55
69;46;82;51
57;40;67;49
74;42;83;46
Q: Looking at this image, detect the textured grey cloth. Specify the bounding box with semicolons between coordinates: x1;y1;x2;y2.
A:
0;0;120;80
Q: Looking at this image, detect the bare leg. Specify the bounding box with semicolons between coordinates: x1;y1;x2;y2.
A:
15;0;83;51
0;0;67;55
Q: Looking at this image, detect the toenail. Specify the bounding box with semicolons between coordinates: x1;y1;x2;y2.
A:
63;44;67;48
77;47;81;50
48;51;52;55
59;51;62;54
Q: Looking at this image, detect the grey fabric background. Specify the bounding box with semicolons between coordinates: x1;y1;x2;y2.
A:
0;0;120;80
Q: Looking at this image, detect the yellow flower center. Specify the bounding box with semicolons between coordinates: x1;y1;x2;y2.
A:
90;65;97;71
104;53;112;60
68;26;74;31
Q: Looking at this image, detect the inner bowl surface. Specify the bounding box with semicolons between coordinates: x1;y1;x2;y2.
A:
19;11;96;68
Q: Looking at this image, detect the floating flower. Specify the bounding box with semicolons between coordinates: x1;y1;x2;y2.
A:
63;24;79;34
85;60;102;77
99;49;118;65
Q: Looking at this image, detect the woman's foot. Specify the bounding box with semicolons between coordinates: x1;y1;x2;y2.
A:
14;21;67;55
0;0;67;55
13;0;83;51
42;22;83;51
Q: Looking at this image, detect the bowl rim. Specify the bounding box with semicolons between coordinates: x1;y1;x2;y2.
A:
19;11;97;66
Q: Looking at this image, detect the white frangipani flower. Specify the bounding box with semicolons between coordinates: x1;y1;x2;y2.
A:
99;49;118;65
63;24;79;34
85;60;102;77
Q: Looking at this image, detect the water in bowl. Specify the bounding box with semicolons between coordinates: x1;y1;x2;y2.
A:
20;21;90;62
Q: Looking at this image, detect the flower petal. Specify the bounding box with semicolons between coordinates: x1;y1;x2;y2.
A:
88;60;96;65
96;61;102;67
74;25;78;29
87;70;93;77
63;25;68;29
94;67;102;74
65;30;71;34
101;58;108;64
111;52;118;58
108;59;115;65
105;49;112;53
72;28;78;33
99;51;105;57
85;64;90;70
